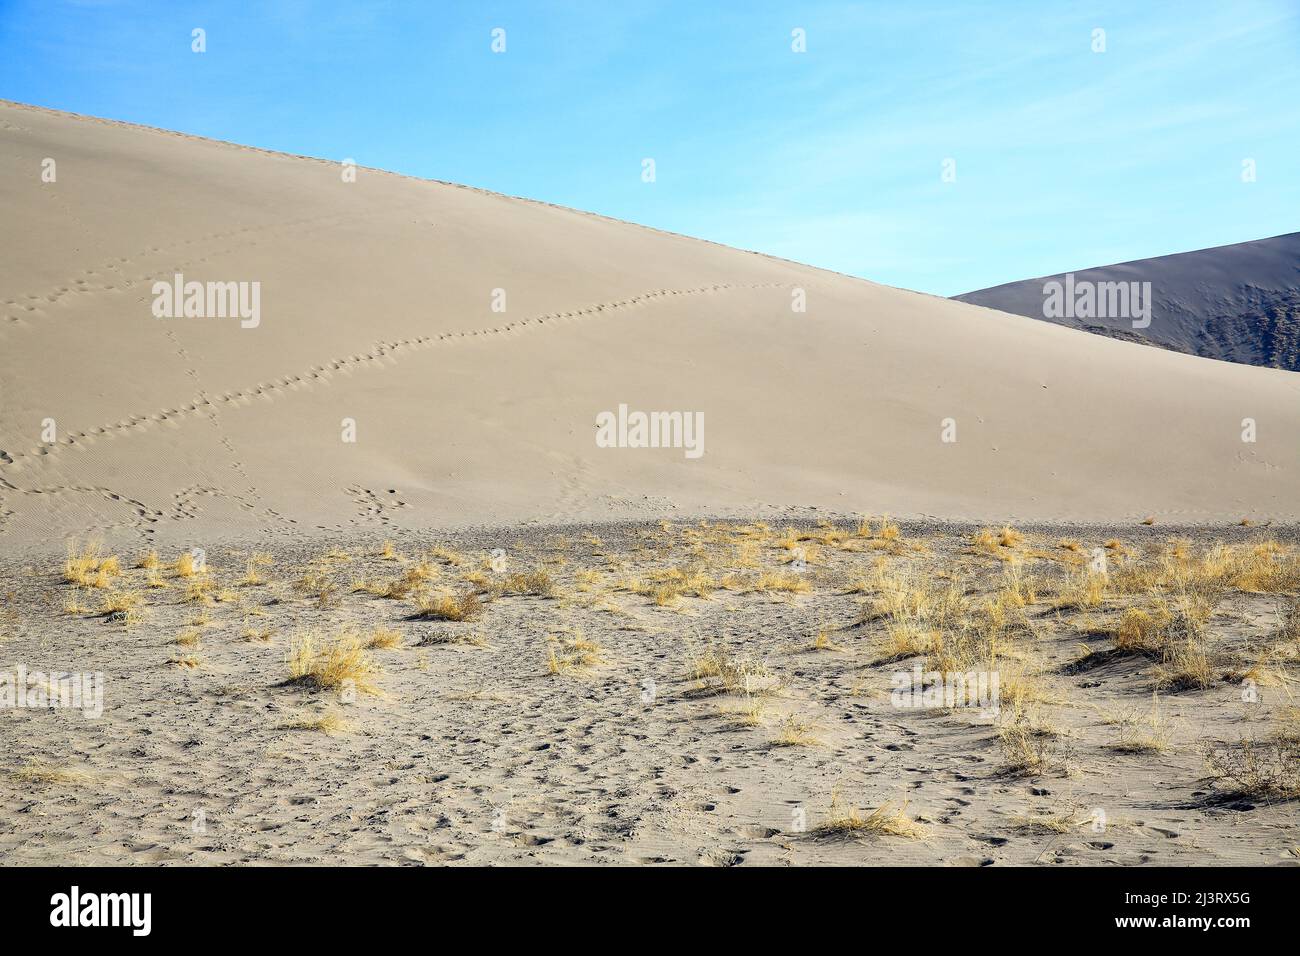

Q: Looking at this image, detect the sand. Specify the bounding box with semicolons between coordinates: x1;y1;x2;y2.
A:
2;101;1298;867
2;98;1299;554
2;521;1298;866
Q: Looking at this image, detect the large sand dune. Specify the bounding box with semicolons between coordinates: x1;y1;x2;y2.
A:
3;100;1299;548
956;233;1300;370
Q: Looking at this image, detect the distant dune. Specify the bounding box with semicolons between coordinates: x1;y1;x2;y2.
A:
955;234;1300;370
3;100;1300;548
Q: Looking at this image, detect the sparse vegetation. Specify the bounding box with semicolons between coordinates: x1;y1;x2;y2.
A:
19;523;1300;865
414;590;483;622
286;633;380;694
545;632;601;674
12;763;93;786
816;791;927;838
365;627;403;650
1205;731;1300;801
63;540;119;587
1109;695;1176;753
280;711;351;734
773;714;821;746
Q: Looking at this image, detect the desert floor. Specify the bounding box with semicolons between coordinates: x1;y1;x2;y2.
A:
1;518;1298;866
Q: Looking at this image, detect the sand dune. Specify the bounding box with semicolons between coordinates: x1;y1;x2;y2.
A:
956;233;1300;370
3;99;1299;549
4;102;1299;871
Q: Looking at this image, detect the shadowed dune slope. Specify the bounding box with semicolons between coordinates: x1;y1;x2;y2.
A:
2;100;1299;546
955;233;1300;369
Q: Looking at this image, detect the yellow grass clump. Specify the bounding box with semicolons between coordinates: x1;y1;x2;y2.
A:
1053;572;1107;610
286;633;380;694
998;712;1068;775
620;566;716;605
280;711;352;735
98;588;145;625
12;762;93;786
63;540;119;587
546;632;601;674
497;567;559;598
817;791;927;838
718;698;766;727
1109;593;1216;690
973;526;1024;559
174;551;202;578
415;591;483;622
688;644;777;695
773;714;821;746
365;627;403;650
752;571;811;594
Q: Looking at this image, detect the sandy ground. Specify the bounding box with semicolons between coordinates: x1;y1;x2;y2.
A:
2;520;1297;866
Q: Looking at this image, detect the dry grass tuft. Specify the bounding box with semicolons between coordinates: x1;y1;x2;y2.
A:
63;592;90;615
973;526;1024;559
773;714;821;746
1204;730;1300;801
12;762;93;786
751;571;811;594
420;630;490;648
620;566;716;605
1013;808;1091;834
998;712;1069;776
414;591;483;622
286;633;380;694
429;545;467;566
717;698;766;727
63;540;119;587
365;627;403;650
496;567;559;598
1109;695;1176;753
1053;572;1106;610
689;643;777;695
280;711;352;735
816;791;927;838
809;627;841;652
98;588;145;625
1110;593;1216;690
174;551;203;578
546;632;601;674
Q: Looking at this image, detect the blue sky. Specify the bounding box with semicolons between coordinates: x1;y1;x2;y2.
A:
2;0;1297;295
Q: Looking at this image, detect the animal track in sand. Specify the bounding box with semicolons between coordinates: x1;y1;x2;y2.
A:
0;281;793;474
1;211;374;328
346;486;409;527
